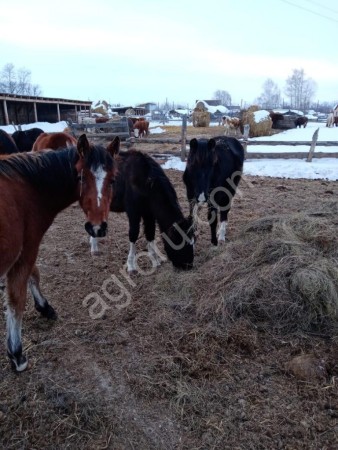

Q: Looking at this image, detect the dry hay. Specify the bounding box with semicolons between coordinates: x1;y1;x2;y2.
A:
152;205;338;337
192;110;210;127
241;105;272;137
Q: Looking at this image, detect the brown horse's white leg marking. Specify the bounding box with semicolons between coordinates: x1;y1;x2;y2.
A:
6;305;27;372
90;236;100;255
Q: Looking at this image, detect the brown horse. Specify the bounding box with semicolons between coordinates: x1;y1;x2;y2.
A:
32;131;77;151
0;134;117;372
133;119;149;138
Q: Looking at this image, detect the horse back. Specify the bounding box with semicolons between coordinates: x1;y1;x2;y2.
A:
0;129;18;154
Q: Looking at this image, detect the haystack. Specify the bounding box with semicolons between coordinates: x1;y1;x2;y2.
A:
125;108;135;116
91;100;109;116
241;105;272;137
192;102;210;127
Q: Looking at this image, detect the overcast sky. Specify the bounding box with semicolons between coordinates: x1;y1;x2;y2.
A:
1;0;337;107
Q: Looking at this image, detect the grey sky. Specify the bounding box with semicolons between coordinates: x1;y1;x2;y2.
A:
1;0;337;107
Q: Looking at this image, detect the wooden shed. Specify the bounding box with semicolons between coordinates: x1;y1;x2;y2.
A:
0;93;92;126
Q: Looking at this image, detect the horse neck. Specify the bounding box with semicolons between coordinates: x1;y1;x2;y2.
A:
149;191;184;233
25;150;79;214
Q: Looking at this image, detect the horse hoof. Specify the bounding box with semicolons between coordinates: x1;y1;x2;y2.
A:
8;352;28;372
36;303;57;320
127;269;138;275
91;250;102;256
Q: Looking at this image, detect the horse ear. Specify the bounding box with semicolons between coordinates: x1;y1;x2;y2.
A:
107;136;120;157
77;134;90;158
189;138;198;152
208;138;216;151
208;138;218;163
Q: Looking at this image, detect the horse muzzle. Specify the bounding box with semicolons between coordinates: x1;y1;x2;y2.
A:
85;221;108;238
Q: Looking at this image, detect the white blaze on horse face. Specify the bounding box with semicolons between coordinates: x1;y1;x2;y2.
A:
91;166;107;207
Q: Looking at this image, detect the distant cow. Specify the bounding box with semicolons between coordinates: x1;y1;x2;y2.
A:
11;128;44;152
295;116;308;128
183;136;244;245
222;116;241;136
133;120;149;138
269;112;285;129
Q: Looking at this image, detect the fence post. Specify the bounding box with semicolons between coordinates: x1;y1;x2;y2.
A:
181;114;187;162
306;128;319;162
242;124;250;159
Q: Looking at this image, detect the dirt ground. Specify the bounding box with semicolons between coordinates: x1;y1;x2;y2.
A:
1;127;338;449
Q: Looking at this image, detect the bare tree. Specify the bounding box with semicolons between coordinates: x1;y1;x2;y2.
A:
256;78;281;109
284;69;317;111
0;63;17;94
0;63;42;96
213;90;232;106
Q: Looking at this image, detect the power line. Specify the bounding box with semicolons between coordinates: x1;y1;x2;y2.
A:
279;0;338;23
305;0;338;16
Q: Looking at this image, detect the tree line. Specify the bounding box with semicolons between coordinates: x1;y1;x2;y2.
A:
214;68;336;113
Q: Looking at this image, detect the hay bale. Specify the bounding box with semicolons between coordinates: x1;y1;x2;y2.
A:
192;110;210;127
125;108;135;116
241;107;272;137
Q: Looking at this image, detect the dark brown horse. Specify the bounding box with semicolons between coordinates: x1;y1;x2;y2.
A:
11;127;44;152
0;134;116;371
90;138;194;272
0;129;19;154
295;116;308;128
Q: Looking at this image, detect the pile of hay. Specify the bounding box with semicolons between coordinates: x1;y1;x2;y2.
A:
91;100;109;116
125;108;135;116
154;205;338;336
192;110;210;127
241;105;272;137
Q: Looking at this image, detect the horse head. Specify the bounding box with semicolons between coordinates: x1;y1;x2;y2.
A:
75;134;119;238
162;217;195;270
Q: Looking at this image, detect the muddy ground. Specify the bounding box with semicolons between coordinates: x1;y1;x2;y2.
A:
1;126;338;449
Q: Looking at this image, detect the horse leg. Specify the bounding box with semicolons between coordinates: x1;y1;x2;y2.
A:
143;213;164;267
126;210;142;272
29;265;57;320
5;263;32;371
89;236;100;255
208;205;218;246
217;212;229;243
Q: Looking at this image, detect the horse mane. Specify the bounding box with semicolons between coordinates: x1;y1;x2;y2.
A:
143;150;181;209
0;148;79;190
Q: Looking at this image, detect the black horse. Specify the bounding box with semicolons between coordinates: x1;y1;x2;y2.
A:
0;129;19;154
12;127;44;152
183;136;244;245
90;138;194;271
295;116;308;128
